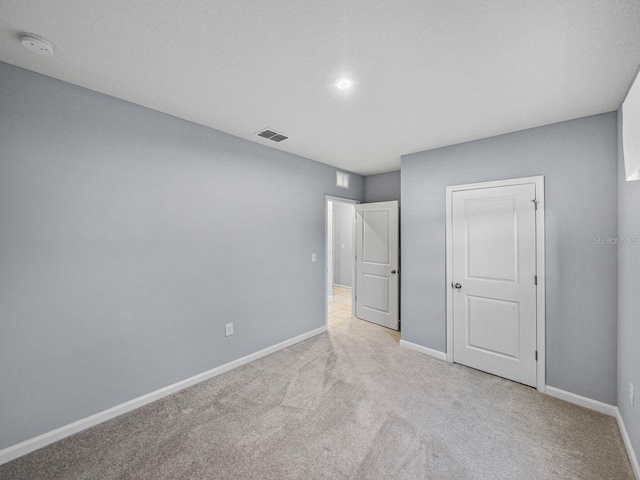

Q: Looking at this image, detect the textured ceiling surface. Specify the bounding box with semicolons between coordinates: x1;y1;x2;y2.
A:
1;0;640;174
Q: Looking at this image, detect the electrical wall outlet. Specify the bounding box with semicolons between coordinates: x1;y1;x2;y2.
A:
311;253;317;262
225;323;234;337
630;383;634;407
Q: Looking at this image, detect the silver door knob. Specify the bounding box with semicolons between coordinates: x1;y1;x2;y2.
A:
453;283;462;289
391;269;397;274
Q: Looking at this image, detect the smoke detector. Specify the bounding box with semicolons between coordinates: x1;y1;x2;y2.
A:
20;33;55;56
255;128;288;143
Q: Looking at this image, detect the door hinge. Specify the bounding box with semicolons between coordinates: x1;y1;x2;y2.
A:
535;351;538;361
531;199;538;210
534;275;538;286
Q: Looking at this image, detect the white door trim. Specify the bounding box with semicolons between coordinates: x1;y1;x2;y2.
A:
445;176;546;393
325;196;359;328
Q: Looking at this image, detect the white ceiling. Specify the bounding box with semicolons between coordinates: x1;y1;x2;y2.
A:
1;1;639;175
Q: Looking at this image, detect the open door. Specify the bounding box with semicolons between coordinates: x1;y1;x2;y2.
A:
355;201;399;330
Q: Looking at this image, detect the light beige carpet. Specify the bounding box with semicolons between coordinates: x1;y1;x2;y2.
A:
0;318;634;479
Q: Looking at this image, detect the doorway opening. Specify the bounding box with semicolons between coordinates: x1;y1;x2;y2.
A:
325;197;357;328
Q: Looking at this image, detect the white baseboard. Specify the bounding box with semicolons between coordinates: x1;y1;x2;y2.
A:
544;386;639;478
544;386;618;416
616;408;640;479
332;284;352;290
0;325;327;466
399;339;447;362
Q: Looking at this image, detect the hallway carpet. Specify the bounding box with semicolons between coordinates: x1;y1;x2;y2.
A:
1;319;634;479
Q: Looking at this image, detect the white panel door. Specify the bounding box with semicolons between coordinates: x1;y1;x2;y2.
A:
452;184;537;387
355;201;399;330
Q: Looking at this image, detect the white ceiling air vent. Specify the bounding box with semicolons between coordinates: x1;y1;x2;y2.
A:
255;128;288;143
336;171;350;189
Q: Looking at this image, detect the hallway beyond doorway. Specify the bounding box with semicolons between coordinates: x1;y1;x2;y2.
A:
328;286;352;328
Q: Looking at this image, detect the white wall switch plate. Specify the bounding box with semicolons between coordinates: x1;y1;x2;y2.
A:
311;253;316;262
630;383;634;406
225;323;234;337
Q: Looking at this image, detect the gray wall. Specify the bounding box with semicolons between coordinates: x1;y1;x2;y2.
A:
363;171;401;204
401;112;618;405
0;62;363;450
617;108;640;461
332;202;354;288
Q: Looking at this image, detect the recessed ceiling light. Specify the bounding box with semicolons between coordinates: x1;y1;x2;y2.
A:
19;33;55;57
336;78;352;90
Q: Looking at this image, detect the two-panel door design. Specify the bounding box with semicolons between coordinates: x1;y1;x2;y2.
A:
451;183;538;387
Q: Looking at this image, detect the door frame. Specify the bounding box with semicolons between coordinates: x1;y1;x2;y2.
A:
325;195;359;328
445;176;546;393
